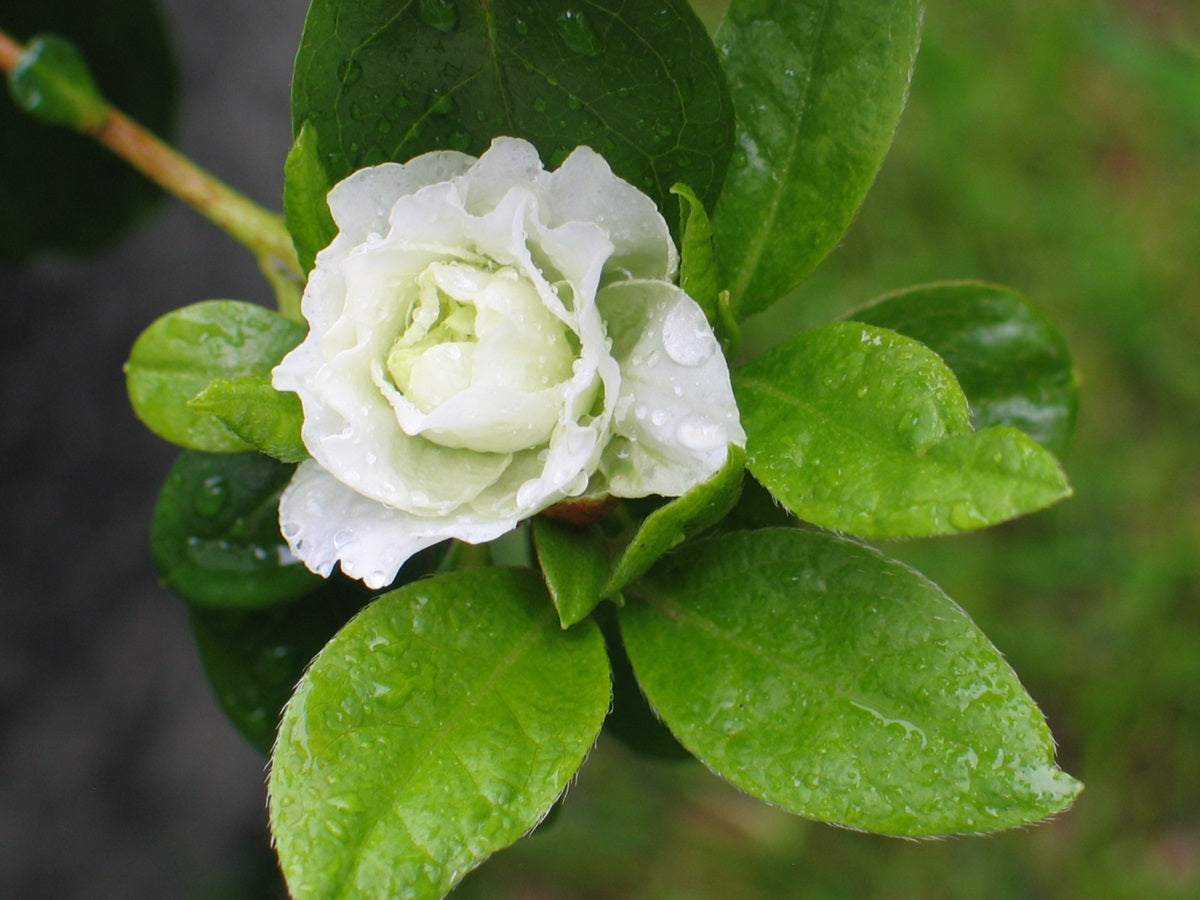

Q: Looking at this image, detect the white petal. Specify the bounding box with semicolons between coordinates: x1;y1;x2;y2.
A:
327;152;475;246
538;145;677;282
596;280;745;497
280;460;515;589
456;137;546;214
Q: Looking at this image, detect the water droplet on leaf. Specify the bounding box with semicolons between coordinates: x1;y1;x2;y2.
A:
417;0;459;32
194;475;229;517
337;58;363;86
556;9;603;56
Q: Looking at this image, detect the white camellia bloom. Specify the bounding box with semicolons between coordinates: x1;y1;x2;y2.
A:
273;137;744;588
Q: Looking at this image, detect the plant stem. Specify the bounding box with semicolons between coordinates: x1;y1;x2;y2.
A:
0;27;304;318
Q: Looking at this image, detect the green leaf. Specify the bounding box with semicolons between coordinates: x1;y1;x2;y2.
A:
9;34;109;129
620;528;1082;835
0;0;177;263
848;281;1079;457
269;567;610;899
125;300;306;453
532;517;610;628
605;444;745;596
152;451;322;608
713;0;923;317
734;321;1071;538
283;119;338;273
291;0;734;226
190;376;307;464
189;579;371;752
671;183;720;321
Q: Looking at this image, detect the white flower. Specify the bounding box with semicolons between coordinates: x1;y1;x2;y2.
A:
273;137;744;588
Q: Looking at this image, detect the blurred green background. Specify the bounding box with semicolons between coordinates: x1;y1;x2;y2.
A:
459;0;1200;896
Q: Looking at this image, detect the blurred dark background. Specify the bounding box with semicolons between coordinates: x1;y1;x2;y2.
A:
2;0;1198;897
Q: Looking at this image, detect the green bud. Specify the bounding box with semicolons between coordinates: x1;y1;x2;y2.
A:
9;34;109;129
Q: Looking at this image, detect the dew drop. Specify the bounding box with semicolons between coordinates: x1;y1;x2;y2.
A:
194;475;229;517
337;58;363;86
556;9;603;57
417;0;459;32
333;529;355;549
426;92;455;116
661;300;718;367
650;409;668;427
513;17;530;36
675;414;726;451
533;97;548;113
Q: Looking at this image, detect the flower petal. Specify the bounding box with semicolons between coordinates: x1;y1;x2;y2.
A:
596;280;745;497
279;460;514;589
538;145;677;282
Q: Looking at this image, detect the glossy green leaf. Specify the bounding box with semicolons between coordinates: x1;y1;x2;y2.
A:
734;321;1071;538
190;375;307;464
605;444;745;596
532;517;611;628
283;119;337;273
9;34;109;129
292;0;734;226
848;281;1079;456
269;567;610;899
126;300;306;452
0;0;177;263
672;183;721;320
621;528;1082;835
713;0;923;317
189;579;370;752
152;451;322;608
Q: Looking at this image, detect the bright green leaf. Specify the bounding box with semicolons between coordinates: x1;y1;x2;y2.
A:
292;0;734;227
605;444;745;596
152;451;322;608
269;567;611;899
621;528;1082;835
283;119;338;273
532;517;611;628
189;579;371;752
848;281;1079;456
9;34;109;129
713;0;923;317
190;375;307;464
734;321;1071;537
671;182;721;321
125;300;306;452
0;0;177;263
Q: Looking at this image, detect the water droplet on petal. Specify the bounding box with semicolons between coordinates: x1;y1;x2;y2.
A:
661;300;718;367
675;414;726;451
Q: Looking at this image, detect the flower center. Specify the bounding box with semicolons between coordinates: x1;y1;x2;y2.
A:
384;261;577;453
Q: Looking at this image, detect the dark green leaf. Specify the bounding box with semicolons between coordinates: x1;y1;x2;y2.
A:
291;0;734;226
713;0;923;317
283;119;338;273
152;451;322;608
269;567;610;899
0;0;177;263
189;578;371;752
848;281;1079;456
734;321;1071;537
532;517;610;628
190;375;308;464
621;528;1082;835
605;444;745;596
9;34;108;129
126;300;306;452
